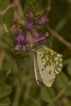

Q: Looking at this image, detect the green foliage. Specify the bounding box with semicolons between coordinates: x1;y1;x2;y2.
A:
0;71;5;84
64;59;71;76
40;88;55;103
27;97;41;106
63;85;71;97
56;72;68;88
0;97;11;106
24;0;45;20
0;85;12;98
3;33;11;45
0;0;10;11
0;15;3;24
65;101;71;106
3;7;14;28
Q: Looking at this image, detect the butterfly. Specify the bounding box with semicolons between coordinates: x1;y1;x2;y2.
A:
33;45;63;87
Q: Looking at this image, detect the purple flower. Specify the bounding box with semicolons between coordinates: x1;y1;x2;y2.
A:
9;11;48;52
33;14;47;25
28;11;34;22
34;32;49;43
25;22;33;31
24;11;34;31
25;12;48;44
24;11;47;31
15;34;29;51
28;11;47;25
30;28;49;44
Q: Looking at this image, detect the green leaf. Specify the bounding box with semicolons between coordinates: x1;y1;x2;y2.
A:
0;15;3;24
24;0;44;20
27;97;41;106
50;100;61;106
10;74;33;87
3;33;11;45
65;100;71;106
0;71;5;84
0;85;12;98
0;0;10;11
54;100;61;106
3;7;14;28
40;88;55;103
0;97;11;106
63;59;71;66
63;85;71;97
63;59;71;76
67;65;71;76
56;72;68;88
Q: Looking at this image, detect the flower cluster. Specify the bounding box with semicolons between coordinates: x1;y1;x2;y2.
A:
9;11;49;51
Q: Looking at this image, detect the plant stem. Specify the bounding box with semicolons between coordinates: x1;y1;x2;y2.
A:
12;86;21;106
48;80;71;106
3;23;8;32
46;0;51;18
14;0;24;19
15;54;25;106
47;24;71;50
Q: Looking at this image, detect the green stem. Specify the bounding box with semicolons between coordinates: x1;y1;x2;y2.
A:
46;0;51;18
48;80;71;106
3;23;8;32
15;54;26;106
12;86;21;106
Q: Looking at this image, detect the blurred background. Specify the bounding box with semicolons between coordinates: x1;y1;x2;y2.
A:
0;0;71;106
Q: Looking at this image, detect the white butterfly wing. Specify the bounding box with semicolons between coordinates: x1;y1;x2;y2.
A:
34;51;45;87
38;45;63;75
36;50;55;87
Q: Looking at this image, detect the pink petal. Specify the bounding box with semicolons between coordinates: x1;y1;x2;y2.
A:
15;44;20;50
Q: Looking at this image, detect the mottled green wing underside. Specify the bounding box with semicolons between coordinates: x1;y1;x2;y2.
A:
36;49;55;87
38;45;63;75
